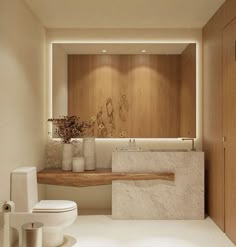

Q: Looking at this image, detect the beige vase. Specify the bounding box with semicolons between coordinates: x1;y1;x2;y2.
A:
72;157;85;172
62;143;73;170
83;138;96;170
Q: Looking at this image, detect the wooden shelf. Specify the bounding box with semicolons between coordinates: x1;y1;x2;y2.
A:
37;168;175;188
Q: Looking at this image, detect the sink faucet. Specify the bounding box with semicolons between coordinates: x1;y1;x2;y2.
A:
182;138;196;151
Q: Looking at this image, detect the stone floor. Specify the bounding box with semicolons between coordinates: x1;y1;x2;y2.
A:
1;215;234;247
61;216;235;247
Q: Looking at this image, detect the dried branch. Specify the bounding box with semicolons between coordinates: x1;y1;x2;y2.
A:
48;116;91;143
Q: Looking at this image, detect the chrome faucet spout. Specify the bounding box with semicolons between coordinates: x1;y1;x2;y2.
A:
182;138;196;151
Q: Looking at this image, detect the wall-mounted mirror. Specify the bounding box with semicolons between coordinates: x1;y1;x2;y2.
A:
52;43;196;138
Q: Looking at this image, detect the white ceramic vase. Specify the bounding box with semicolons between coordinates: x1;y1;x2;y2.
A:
83;137;96;170
72;157;85;172
62;143;73;171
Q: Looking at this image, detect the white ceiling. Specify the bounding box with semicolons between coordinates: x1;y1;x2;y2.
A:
24;0;225;29
58;43;190;55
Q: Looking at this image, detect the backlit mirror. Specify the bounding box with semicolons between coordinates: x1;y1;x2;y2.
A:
52;43;196;138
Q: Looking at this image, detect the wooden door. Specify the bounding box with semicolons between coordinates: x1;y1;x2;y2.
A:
223;18;236;244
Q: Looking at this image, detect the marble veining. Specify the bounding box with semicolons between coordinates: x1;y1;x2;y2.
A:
112;151;204;220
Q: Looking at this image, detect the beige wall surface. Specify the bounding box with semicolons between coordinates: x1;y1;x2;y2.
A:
0;0;47;239
0;2;203;219
46;28;202;211
53;44;68;118
46;184;112;213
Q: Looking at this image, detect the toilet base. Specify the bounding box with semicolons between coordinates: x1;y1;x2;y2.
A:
43;227;64;247
7;208;77;247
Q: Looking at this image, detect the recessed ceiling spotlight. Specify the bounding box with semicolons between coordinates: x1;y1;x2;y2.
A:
141;50;146;53
102;50;107;53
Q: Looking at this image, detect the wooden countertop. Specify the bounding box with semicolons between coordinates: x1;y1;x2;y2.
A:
37;168;175;187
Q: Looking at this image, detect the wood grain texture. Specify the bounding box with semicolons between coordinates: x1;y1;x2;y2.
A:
203;0;236;234
37;168;175;187
223;0;236;28
179;44;196;137
223;18;236;244
203;7;225;231
68;54;187;138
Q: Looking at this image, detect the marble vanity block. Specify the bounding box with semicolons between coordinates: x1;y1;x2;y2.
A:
112;151;204;220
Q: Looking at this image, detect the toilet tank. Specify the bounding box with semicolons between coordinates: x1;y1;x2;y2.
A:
11;167;38;212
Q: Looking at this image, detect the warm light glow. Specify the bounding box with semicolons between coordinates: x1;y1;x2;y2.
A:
49;41;201;145
48;43;53;139
141;49;146;53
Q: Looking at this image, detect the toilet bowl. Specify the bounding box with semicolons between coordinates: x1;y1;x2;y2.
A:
6;167;78;247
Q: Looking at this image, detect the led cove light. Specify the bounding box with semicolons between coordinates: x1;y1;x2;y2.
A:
49;41;200;142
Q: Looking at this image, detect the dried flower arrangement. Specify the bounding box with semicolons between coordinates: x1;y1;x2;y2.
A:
48;116;91;144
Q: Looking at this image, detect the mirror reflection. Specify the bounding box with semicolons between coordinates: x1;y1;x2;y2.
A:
52;43;196;138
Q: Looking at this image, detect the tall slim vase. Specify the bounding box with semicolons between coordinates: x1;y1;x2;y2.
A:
83;138;96;170
62;143;73;171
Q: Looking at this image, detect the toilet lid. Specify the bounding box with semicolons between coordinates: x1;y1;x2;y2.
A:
33;200;77;213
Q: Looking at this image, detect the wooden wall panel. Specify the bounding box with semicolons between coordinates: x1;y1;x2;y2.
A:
203;7;225;231
203;0;236;233
68;54;183;138
223;0;236;28
179;44;196;137
223;18;236;244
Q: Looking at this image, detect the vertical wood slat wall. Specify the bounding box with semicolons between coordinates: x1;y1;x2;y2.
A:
203;0;236;240
68;46;196;138
68;54;181;138
179;44;196;137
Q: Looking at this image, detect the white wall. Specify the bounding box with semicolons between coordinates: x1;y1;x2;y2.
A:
53;44;68;118
0;0;47;239
45;28;202;212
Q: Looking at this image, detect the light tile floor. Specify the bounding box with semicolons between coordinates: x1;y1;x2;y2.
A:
62;216;235;247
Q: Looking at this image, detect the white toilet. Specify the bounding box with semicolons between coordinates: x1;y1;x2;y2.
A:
7;167;78;247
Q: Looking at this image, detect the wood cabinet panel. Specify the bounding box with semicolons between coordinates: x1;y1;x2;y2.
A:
223;18;236;244
203;5;225;231
224;0;236;28
203;0;236;236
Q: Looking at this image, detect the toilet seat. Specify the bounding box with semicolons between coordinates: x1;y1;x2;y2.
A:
32;200;77;213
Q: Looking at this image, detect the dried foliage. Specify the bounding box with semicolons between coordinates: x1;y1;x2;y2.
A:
48;116;91;143
49;95;129;140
